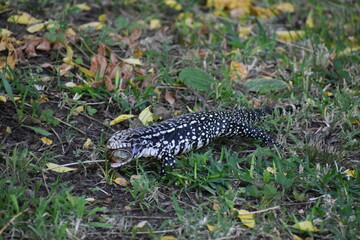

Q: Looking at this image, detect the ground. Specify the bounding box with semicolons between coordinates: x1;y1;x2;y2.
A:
0;0;359;240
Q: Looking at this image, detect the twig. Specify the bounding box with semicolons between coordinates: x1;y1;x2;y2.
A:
0;208;29;235
43;159;106;172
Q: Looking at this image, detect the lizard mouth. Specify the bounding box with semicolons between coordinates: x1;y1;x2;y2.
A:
107;149;133;168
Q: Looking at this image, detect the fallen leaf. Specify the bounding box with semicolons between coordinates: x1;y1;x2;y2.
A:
122;58;142;66
306;10;314;28
238;25;253;39
85;197;95;202
206;224;216;231
164;90;175;105
292;234;303;240
78;22;105;30
0;29;12;37
160;236;177;240
229;61;248;81
276;30;305;42
113;177;129;187
46;163;77;173
110;114;136;125
7;12;42;25
82;138;93;149
40;137;52;145
98;14;107;23
344;169;355;178
165;0;182;11
139;106;153;126
212;202;220;211
266;167;275;174
0;95;6;102
149;19;161;29
291;220;319;232
324;91;333;97
26;23;45;33
272;2;294;13
72;106;84;116
74;3;91;11
233;208;255;228
65;82;77;88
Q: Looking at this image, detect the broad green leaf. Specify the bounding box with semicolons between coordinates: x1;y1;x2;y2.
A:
22;125;52;136
244;78;289;93
179;68;215;92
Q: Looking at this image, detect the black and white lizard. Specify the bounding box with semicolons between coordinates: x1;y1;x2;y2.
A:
107;105;300;175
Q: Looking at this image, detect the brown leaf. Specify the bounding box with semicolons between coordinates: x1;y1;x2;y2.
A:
130;27;142;41
36;37;51;51
164;90;175;105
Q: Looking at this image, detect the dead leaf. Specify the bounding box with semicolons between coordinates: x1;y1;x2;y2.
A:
0;95;7;103
40;137;53;145
82;138;93;149
85;197;95;203
149;19;161;29
229;61;248;81
232;208;255;228
74;3;91;11
291;220;319;232
113;177;129;187
65;82;77;88
72;106;84;116
36;37;51;51
139;107;153;126
110;114;136;125
7;11;42;25
238;25;253;39
26;23;45;33
98;14;107;23
272;2;294;13
46;163;77;173
78;22;105;30
344;169;355;178
122;58;142;66
0;29;12;37
306;10;314;28
165;0;182;11
164;90;175;105
206;224;216;231
276;30;305;42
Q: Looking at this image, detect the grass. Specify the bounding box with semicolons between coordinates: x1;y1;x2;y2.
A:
1;0;359;239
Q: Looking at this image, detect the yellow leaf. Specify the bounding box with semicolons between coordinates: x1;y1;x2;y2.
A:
229;61;248;81
291;220;319;232
121;58;142;66
344;169;355;178
26;23;45;33
238;25;252;39
139;106;153;126
113;177;129;187
0;95;6;103
72;106;84;116
73;63;96;77
149;19;161;29
74;3;91;11
160;236;177;240
350;120;360;125
110;114;136;125
46;163;77;173
207;0;251;11
65;28;77;37
233;208;255;228
292;234;303;240
5;126;12;134
63;44;73;64
40;137;53;145
206;224;216;231
14;97;21;101
212;202;220;211
324;91;333;97
266;167;275;174
7;12;42;25
78;22;105;30
306;10;314;28
0;28;12;37
82;138;93;149
276;30;305;42
98;14;107;23
165;0;182;11
272;2;294;13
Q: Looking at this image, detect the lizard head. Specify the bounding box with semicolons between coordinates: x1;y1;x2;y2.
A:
106;129;141;168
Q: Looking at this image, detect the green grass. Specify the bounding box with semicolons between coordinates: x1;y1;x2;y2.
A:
1;0;359;239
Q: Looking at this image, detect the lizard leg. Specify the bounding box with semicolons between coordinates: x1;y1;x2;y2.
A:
160;152;177;176
238;124;286;150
